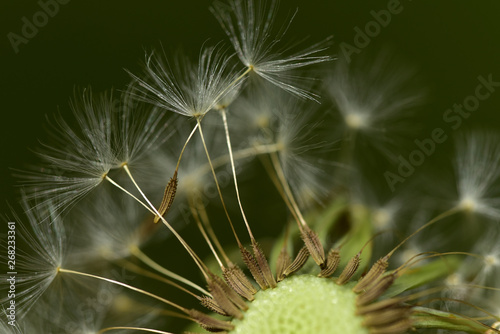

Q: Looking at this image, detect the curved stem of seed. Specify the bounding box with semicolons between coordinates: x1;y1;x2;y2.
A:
196;117;243;247
119;259;202;300
98;327;173;334
188;196;225;269
425;298;500;322
121;164;209;280
269;151;308;229
259;155;301;224
462;284;500;292
220;108;254;240
411;306;499;333
194;195;233;266
399;251;484;273
58;268;188;314
175;122;199;172
386;206;462;259
130;246;210;296
196;142;282;176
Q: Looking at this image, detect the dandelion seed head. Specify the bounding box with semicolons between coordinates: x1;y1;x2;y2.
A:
18;89;169;215
325;51;426;161
211;0;331;100
372;207;392;230
129;46;241;118
1;200;66;318
343;109;370;130
232;86;335;208
453;132;500;221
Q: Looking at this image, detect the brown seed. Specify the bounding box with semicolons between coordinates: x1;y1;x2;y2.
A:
223;264;256;301
200;296;230;316
188;309;234;332
154;170;178;223
356;297;406;315
362;306;411;327
319;248;341;278
336;253;361;285
356;273;397;306
282;245;310;280
209;273;248;311
251;239;277;288
368;318;413;334
206;275;244;320
353;256;389;293
276;247;292;282
240;245;268;290
301;225;326;267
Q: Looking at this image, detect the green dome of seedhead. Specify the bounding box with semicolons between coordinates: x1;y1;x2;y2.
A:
229;274;368;334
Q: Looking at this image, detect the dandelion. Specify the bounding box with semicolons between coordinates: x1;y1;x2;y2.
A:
4;0;500;333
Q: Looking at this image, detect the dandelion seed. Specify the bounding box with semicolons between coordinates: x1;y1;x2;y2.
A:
211;0;332;100
128;46;241;118
0;200;65;318
324;51;426;164
230;84;335;208
453;131;500;221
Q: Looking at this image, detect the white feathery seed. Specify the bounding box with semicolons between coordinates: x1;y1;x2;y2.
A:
211;0;331;100
229;84;334;208
18;89;170;214
128;46;242;118
324;52;426;160
0;200;65;319
454;132;500;221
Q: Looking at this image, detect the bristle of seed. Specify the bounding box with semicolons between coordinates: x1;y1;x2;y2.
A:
356;273;397;306
200;296;230;316
319;248;341;277
301;225;326;267
189;309;234;332
154;170;178;223
353;256;389;293
336;253;361;285
240;245;268;289
223;264;256;301
282;245;310;280
251;239;277;288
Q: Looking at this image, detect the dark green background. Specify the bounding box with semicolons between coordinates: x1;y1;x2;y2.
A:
2;1;500;213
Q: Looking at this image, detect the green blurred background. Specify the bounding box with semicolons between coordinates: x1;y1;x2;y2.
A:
1;0;500;213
